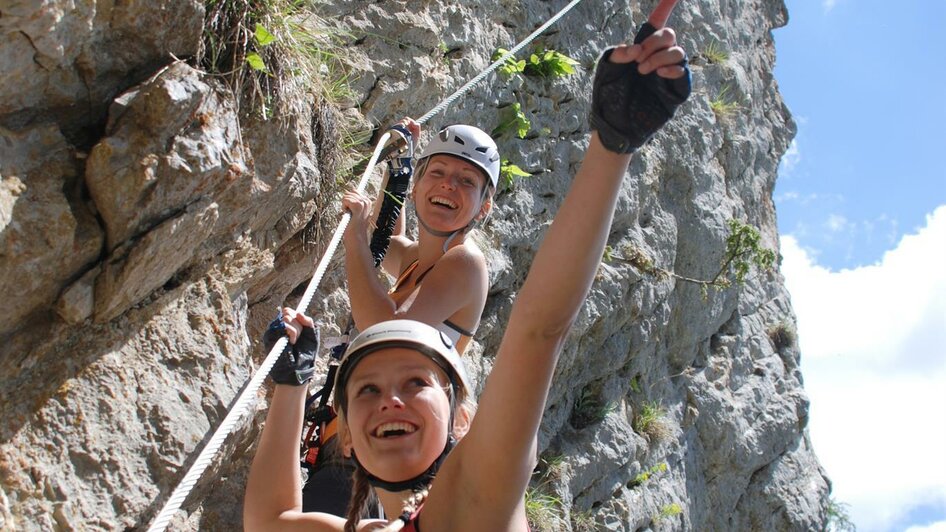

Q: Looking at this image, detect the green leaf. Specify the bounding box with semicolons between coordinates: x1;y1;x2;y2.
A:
246;52;267;72
499;159;532;191
254;24;275;47
491;102;530;139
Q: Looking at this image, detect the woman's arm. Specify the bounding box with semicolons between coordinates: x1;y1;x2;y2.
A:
428;16;690;528
343;222;485;330
244;313;346;532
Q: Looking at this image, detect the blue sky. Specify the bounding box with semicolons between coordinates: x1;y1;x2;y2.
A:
774;0;946;270
773;0;946;531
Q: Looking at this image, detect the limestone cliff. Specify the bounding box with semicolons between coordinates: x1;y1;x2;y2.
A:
0;0;830;530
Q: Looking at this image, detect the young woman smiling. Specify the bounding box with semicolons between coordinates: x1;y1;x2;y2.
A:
342;120;499;355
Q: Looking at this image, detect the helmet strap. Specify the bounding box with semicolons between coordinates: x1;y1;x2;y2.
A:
351;435;457;493
349;384;461;493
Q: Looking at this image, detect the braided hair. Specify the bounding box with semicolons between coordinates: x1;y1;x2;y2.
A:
344;466;372;532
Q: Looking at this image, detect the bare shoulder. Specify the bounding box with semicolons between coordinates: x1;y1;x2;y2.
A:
383;235;418;277
440;241;487;270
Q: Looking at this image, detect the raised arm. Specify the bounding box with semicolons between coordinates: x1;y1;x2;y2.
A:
370;118;421;260
432;14;692;527
244;311;345;532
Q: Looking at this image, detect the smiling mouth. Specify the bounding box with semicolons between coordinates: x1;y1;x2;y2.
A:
374;422;418;438
429;196;458;210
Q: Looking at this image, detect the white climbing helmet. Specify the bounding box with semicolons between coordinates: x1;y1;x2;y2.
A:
420;125;501;191
333;320;472;412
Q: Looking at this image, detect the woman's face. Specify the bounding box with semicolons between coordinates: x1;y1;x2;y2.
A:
341;348;454;483
412;155;491;233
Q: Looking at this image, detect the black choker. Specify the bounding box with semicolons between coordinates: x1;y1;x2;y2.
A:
352;436;456;492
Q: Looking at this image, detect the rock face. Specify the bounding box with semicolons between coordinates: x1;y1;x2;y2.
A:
0;0;830;530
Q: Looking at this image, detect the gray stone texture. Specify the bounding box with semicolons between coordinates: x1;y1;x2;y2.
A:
0;0;830;530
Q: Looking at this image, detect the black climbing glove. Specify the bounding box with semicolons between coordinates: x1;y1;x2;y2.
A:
262;316;320;385
589;22;692;153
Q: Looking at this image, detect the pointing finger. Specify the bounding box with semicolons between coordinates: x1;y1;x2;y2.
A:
648;0;679;29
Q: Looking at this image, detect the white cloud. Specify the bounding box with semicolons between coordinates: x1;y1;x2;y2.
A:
779;138;802;177
824;213;850;233
781;205;946;531
907;522;946;532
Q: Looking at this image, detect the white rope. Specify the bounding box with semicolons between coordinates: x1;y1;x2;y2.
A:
147;0;587;526
147;133;391;531
416;0;585;125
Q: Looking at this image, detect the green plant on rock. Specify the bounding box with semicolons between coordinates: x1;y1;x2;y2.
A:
493;46;580;80
703;39;729;63
437;41;454;63
710;84;741;118
602;245;615;264
492;102;531;139
826;497;857;532
654;502;683;523
571;508;597;532
525;488;565;532
523;48;580;78
609;219;775;297
493;47;528;78
633;401;671;443
499;159;532;191
570;386;615;429
197;0;355;120
719;218;777;283
629;461;668;488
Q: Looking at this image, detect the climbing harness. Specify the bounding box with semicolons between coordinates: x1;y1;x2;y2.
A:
147;0;588;529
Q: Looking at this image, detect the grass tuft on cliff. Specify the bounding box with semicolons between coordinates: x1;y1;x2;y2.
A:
197;0;355;121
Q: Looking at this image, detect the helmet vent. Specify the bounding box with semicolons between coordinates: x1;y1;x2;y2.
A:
474;146;489;153
453;136;466;145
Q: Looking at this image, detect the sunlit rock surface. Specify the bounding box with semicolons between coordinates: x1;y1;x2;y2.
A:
0;0;828;529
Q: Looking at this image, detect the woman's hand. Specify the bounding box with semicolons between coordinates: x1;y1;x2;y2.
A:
588;0;691;154
607;26;687;78
394;117;421;150
262;308;319;386
278;307;315;345
342;189;374;245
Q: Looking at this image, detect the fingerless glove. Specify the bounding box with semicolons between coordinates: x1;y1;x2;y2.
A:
262;316;319;385
589;22;692;153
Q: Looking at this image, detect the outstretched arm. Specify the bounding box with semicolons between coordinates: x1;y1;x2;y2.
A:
430;7;691;527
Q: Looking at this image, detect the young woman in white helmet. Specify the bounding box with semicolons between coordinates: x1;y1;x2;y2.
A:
342;119;500;355
246;9;691;530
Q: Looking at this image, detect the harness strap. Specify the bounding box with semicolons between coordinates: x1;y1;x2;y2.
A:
370;125;415;267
